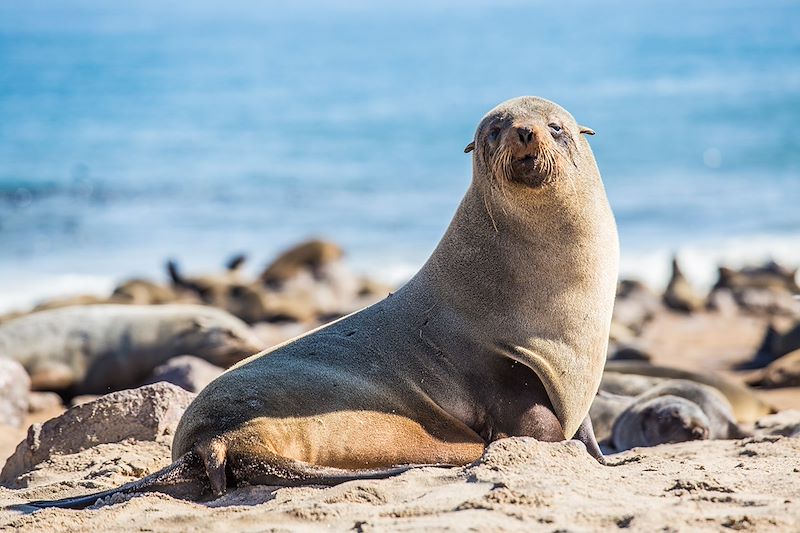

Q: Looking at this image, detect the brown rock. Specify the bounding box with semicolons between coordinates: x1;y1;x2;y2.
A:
0;382;195;485
0;359;30;428
143;355;224;393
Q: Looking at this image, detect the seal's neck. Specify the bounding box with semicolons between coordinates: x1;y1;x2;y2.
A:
400;178;617;351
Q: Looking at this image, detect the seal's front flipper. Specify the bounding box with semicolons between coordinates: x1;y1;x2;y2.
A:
29;452;207;510
572;414;606;465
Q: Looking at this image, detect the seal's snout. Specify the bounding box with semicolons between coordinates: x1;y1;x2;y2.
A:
515;126;535;147
512;124;544;152
688;424;709;440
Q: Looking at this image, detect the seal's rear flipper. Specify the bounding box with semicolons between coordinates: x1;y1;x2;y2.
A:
572;414;606;465
29;452;207;510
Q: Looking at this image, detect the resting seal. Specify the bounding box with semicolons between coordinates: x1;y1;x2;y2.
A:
33;96;618;509
610;379;750;450
0;304;264;395
604;360;774;422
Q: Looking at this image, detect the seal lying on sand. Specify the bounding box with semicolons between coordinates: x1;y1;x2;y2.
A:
747;349;800;388
0;304;264;395
32;96;618;509
604;361;774;423
589;391;633;443
610;380;750;451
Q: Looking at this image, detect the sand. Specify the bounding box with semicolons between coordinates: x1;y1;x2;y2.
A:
1;436;798;532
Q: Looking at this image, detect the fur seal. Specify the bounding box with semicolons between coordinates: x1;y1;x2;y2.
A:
610;379;750;450
32;96;618;509
0;304;264;394
259;239;344;288
710;261;800;316
589;391;633;443
604;360;774;422
613;279;662;334
746;349;800;388
600;371;664;397
662;256;704;313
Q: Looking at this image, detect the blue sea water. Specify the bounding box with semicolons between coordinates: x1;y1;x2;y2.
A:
1;0;799;310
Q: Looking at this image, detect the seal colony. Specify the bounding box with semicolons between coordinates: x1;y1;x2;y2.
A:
31;96;619;508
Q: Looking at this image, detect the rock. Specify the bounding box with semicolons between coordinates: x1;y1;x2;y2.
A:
143;355;224;393
27;392;63;414
753;410;800;437
662;256;705;313
0;359;30;428
0;382;195;484
70;395;100;407
746;349;800;388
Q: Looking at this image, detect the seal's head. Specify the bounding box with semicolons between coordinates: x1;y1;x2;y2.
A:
172;314;265;368
465;96;596;192
638;396;711;446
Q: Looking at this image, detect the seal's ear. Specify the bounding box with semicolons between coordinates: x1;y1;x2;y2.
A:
578;126;596;136
464;141;475;153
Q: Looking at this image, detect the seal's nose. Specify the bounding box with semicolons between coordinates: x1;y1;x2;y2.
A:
689;425;708;440
516;126;534;146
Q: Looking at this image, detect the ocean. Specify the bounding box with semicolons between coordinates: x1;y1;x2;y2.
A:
1;0;799;311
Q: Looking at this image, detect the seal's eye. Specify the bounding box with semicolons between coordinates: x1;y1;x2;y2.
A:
548;123;562;135
487;127;501;142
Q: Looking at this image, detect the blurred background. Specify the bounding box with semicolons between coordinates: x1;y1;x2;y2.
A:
1;0;798;312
